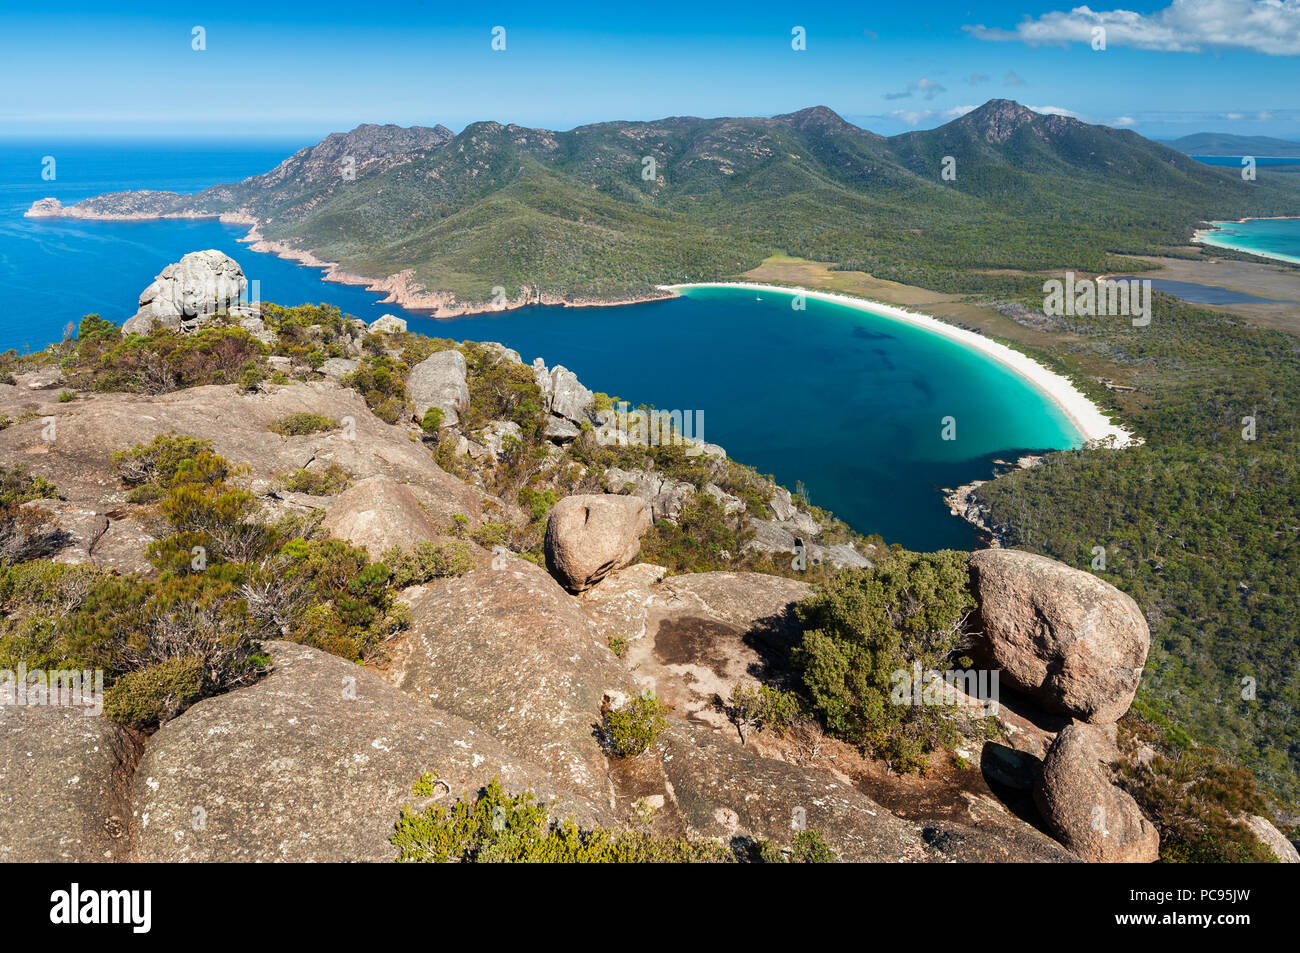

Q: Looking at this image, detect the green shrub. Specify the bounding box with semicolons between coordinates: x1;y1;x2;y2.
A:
102;655;206;727
269;412;339;437
729;683;802;738
391;778;733;863
0;465;59;505
604;691;670;757
281;464;352;495
111;432;229;490
469;522;510;549
639;495;754;573
517;486;556;522
793;550;976;773
757;830;838;863
383;541;475;588
419;407;444;434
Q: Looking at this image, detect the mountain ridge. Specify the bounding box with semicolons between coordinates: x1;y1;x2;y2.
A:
26;99;1300;308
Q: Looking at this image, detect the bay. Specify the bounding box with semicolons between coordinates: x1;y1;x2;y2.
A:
0;139;1080;551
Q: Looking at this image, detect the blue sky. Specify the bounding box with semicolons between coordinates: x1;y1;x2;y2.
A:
1;0;1298;140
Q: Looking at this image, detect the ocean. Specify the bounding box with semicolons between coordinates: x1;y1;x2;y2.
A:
1197;218;1300;266
0;139;1081;551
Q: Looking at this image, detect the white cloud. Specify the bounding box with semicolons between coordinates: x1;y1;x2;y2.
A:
1003;70;1027;85
966;0;1300;56
887;105;979;127
884;78;948;101
1112;115;1139;126
1028;104;1086;118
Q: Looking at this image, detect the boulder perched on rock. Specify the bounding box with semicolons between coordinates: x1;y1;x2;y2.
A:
545;494;650;593
131;641;611;861
0;705;140;862
969;549;1149;724
406;348;470;427
1033;722;1159;863
122;250;249;335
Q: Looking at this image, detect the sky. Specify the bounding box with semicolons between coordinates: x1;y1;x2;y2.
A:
1;0;1298;141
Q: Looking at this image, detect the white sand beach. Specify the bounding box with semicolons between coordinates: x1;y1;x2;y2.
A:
660;282;1138;449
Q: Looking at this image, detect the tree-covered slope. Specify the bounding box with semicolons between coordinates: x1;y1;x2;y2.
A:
47;101;1300;303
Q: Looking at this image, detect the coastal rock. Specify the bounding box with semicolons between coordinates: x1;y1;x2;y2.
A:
0;705;141;862
545;494;651;593
969;549;1149;724
392;559;636;800
543;416;582;443
131;641;611;862
368;314;407;334
605;467;695;522
1033;722;1159;863
481;342;522;365
406;349;470;427
320;476;440;560
122;250;249;335
476;420;522;459
548;366;594;423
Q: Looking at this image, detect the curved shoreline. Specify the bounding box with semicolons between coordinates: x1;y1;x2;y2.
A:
24;201;674;316
1193;218;1300;267
660;281;1137;449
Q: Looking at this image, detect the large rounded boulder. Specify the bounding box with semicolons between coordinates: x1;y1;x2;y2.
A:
969;549;1149;724
406;349;469;427
1033;722;1159;863
545;494;650;593
122;249;248;335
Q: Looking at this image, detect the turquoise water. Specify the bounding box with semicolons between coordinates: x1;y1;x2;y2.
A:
1;140;1081;550
1199;218;1300;265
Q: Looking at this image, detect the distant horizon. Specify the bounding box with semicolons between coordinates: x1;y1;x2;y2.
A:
3;100;1299;147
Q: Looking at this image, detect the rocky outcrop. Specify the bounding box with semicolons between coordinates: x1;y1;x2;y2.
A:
1033;723;1159;863
606;467;695;522
406;349;470;426
0;705;141;862
0;380;486;519
368;314;407;334
1240;814;1299;863
660;724;926;861
545;494;651;593
131;641;611;861
533;358;595;440
320;476;441;559
392;559;636;801
121;250;252;335
969;549;1150;724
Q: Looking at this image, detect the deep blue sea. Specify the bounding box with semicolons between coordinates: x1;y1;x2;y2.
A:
0;139;1081;551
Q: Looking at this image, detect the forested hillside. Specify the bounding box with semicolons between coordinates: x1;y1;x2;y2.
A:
49;100;1300;303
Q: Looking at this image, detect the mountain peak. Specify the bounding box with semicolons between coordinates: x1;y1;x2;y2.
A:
773;105;852;131
959;99;1041;143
